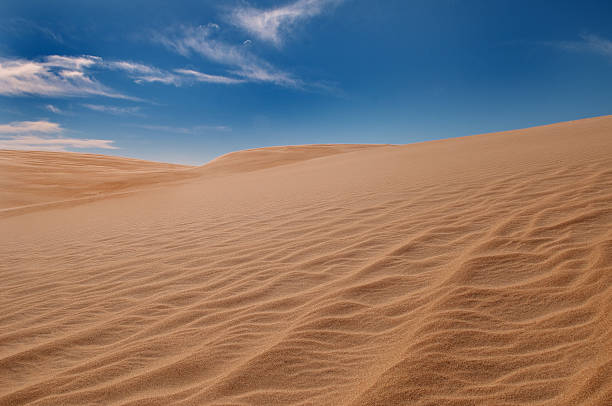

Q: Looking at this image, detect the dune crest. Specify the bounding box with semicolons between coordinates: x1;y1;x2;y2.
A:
0;145;388;217
1;116;611;405
199;144;391;175
0;150;194;213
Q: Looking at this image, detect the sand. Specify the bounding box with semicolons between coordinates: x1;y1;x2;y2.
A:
1;116;610;405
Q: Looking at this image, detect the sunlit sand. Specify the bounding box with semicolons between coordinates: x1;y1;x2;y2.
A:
1;116;611;405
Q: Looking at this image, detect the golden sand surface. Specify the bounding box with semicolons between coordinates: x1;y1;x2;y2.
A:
1;116;610;405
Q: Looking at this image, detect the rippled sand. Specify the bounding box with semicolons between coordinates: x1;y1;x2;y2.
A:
1;116;610;405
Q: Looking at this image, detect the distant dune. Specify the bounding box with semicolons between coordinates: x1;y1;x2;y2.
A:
1;116;611;405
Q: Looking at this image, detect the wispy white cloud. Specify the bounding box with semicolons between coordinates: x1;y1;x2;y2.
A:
44;104;63;114
174;68;245;84
0;18;65;44
0;120;117;151
556;33;612;58
0;55;129;98
0;136;117;151
229;0;343;46
106;60;243;85
83;104;142;116
45;55;101;70
104;60;180;85
0;55;245;99
0;120;62;134
105;61;157;74
157;25;300;87
133;124;231;133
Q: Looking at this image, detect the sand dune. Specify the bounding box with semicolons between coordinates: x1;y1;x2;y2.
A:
0;150;195;214
0;145;389;217
1;116;611;405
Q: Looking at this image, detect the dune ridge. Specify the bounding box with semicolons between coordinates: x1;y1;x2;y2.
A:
1;116;611;405
0;150;195;213
0;144;388;218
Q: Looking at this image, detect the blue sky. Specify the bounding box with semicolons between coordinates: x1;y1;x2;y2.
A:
1;0;611;165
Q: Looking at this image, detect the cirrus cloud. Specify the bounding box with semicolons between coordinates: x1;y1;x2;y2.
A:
0;55;247;99
106;60;244;85
229;0;343;46
44;104;63;114
0;55;128;99
0;136;117;151
157;24;301;87
83;104;143;116
0;120;62;134
556;33;612;59
174;68;245;84
0;120;117;151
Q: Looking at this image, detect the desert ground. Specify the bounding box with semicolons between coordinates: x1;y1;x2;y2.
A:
1;116;610;405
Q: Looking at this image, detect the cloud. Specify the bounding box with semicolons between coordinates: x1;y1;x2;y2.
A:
0;18;65;44
0;55;245;99
0;136;117;151
157;25;300;87
554;34;612;59
552;33;612;60
104;60;179;84
45;55;101;70
105;61;157;74
44;104;63;114
174;68;245;84
0;120;117;151
133;124;230;133
229;0;342;46
106;60;243;85
83;104;142;115
0;120;62;134
0;55;129;98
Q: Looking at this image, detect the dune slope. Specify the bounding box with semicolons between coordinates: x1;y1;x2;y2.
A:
0;150;195;213
1;116;611;405
0;145;388;217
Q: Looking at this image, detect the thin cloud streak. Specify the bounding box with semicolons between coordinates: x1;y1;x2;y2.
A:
0;120;117;151
0;120;62;134
83;104;143;116
0;136;118;151
0;55;245;99
157;25;301;87
553;33;612;59
229;0;343;46
174;69;245;84
107;60;244;85
0;56;129;99
134;124;231;134
44;104;63;114
0;18;65;44
105;60;181;85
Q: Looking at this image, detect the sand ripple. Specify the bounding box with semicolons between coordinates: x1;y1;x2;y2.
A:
1;117;611;405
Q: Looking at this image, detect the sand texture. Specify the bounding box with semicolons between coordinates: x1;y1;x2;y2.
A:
1;116;611;405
